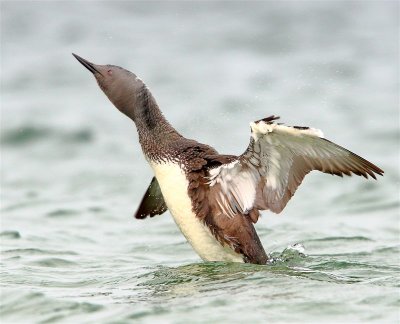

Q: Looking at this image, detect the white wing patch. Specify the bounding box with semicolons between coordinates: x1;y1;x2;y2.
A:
208;160;259;217
250;121;324;141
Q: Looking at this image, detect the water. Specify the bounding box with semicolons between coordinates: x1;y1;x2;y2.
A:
1;1;399;323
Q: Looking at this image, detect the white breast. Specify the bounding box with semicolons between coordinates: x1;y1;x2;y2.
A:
149;161;243;263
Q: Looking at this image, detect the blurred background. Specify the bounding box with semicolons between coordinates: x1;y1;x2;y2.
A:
1;1;399;323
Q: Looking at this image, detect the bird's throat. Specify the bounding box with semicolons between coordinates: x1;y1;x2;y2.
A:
131;88;181;157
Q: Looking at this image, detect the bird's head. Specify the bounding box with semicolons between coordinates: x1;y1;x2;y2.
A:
72;53;146;119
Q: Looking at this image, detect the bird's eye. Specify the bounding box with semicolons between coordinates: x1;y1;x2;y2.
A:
107;69;112;75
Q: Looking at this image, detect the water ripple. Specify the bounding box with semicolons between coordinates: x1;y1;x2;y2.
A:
1;126;93;146
3;248;78;256
0;230;21;239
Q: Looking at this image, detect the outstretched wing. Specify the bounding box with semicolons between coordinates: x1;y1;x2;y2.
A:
134;177;168;219
208;116;384;217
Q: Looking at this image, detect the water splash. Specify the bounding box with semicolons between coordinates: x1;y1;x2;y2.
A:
268;243;307;265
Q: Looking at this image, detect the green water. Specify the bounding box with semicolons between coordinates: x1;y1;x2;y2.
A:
1;1;399;323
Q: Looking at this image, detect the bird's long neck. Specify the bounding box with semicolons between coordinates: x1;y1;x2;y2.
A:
130;86;182;157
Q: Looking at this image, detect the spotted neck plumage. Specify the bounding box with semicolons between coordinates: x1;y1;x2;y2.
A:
130;86;182;161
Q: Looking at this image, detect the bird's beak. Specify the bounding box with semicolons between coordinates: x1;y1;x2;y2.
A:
72;53;103;76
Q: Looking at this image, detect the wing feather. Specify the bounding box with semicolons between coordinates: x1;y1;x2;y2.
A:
134;177;168;219
208;116;383;217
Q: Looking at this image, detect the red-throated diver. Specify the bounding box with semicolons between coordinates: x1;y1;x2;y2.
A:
73;53;383;264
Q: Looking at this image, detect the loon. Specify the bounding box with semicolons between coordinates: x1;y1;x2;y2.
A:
73;53;383;264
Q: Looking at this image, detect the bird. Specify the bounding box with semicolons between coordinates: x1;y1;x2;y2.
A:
72;53;383;265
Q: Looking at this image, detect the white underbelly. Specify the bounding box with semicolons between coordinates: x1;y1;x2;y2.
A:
149;161;243;263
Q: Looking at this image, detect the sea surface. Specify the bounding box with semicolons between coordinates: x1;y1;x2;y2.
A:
1;1;399;323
